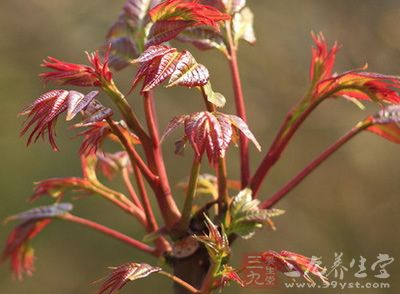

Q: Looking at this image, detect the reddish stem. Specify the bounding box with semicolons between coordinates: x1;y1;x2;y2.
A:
132;161;171;253
158;271;200;294
89;184;147;226
260;120;371;209
251;100;321;196
226;23;250;188
143;92;181;230
106;118;158;184
61;214;156;256
103;81;150;144
122;168;143;210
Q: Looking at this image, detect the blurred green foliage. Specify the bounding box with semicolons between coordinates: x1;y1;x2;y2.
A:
0;0;399;293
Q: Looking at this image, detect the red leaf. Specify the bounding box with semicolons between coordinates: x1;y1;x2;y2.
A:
261;250;328;285
228;114;261;151
163;111;260;164
136;45;176;63
310;32;340;81
97;262;161;294
367;123;400;144
20;90;70;151
146;20;193;47
161;115;187;141
1;219;52;279
104;37;139;70
218;265;244;288
167;51;209;87
149;0;230;28
30;177;88;202
142;51;181;91
132;45;210;93
177;26;227;52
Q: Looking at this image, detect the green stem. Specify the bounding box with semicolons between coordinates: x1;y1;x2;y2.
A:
200;260;220;294
217;157;228;213
103;81;150;144
177;155;202;234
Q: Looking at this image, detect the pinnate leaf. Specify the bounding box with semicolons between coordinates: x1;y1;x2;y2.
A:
162;111;260;164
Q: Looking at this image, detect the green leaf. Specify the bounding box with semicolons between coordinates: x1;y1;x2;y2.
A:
228;188;285;239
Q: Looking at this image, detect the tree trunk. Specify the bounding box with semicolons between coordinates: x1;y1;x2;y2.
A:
170;247;210;294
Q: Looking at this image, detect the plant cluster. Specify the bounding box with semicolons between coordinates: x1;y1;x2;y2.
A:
2;1;400;293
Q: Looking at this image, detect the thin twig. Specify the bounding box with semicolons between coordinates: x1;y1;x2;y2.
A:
225;20;250;188
158;271;200;294
60;214;157;256
143;92;181;230
260;120;372;208
122;168;144;210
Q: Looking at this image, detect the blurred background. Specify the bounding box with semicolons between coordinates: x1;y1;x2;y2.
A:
1;0;399;293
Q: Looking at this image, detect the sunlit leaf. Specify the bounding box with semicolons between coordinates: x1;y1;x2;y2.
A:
132;45;210;93
162;111;260;165
149;0;230;28
177;26;227;53
228;115;261;151
167;51;209;87
203;81;226;107
146;20;193;47
66;91;99;121
232;7;256;45
222;0;246;14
